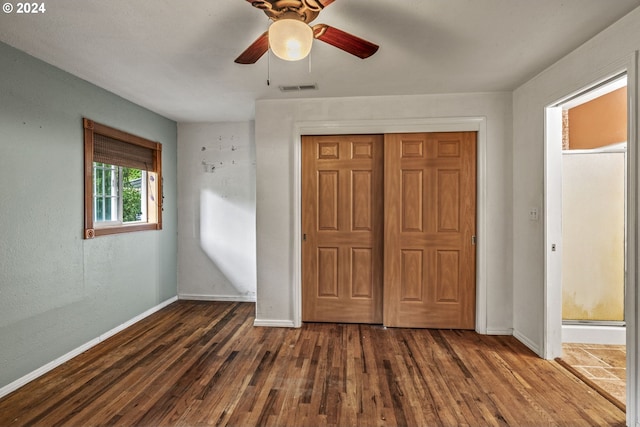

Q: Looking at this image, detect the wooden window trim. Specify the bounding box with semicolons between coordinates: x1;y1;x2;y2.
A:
83;118;162;239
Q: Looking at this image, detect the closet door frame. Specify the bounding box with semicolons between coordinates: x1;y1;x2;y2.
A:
292;117;488;332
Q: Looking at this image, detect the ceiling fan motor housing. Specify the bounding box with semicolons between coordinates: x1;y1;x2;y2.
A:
250;0;324;23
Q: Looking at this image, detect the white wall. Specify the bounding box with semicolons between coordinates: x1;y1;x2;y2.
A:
177;122;257;301
513;6;639;425
254;92;513;331
513;7;640;350
562;151;625;322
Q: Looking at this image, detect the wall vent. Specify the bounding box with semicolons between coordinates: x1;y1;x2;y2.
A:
279;83;318;92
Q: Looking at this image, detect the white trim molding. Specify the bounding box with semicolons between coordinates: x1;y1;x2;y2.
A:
562;325;626;345
291;116;489;333
486;328;514;336
179;293;257;303
513;329;542;355
253;319;296;328
0;296;178;400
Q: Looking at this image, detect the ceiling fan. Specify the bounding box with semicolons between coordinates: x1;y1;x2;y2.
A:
235;0;379;64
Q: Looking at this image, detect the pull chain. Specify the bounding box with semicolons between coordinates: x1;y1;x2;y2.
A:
266;18;271;86
267;48;271;86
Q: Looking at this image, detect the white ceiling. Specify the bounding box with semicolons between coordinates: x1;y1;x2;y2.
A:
1;0;639;122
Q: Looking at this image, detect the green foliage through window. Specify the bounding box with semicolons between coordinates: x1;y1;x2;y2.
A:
122;167;143;222
93;164;144;223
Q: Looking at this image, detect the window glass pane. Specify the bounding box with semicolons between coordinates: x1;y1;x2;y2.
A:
95;197;104;222
104;197;112;221
93;162;119;223
104;168;113;196
122;167;145;223
94;168;100;196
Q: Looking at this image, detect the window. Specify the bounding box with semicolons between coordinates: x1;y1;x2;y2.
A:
83;118;162;238
93;163;148;224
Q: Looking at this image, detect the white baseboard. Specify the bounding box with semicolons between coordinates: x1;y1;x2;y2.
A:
485;328;514;335
0;296;178;400
178;293;256;303
253;318;296;328
562;324;626;345
513;329;541;356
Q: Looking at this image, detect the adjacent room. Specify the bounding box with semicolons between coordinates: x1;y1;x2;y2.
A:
1;1;640;426
551;75;629;410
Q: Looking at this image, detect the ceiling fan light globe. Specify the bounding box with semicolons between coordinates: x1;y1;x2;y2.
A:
269;19;313;61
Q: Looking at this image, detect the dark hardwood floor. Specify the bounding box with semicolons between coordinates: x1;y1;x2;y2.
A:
0;301;625;426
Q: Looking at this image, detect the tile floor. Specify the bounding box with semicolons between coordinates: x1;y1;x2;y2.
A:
561;343;626;405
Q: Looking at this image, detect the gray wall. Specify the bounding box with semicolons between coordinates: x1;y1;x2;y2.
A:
0;41;178;390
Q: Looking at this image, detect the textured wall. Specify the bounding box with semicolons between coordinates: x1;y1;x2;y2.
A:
177;122;256;300
0;42;177;390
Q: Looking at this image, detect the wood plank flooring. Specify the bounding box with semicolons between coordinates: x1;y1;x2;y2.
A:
0;301;625;427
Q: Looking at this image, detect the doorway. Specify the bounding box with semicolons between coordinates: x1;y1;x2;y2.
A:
561;77;628;339
545;72;630;410
301;132;477;328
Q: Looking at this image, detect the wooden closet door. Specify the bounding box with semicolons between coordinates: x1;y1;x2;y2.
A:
383;132;477;329
302;135;384;323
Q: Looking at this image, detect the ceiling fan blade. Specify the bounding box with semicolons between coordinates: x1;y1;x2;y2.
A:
312;24;379;59
317;0;335;7
234;31;269;64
